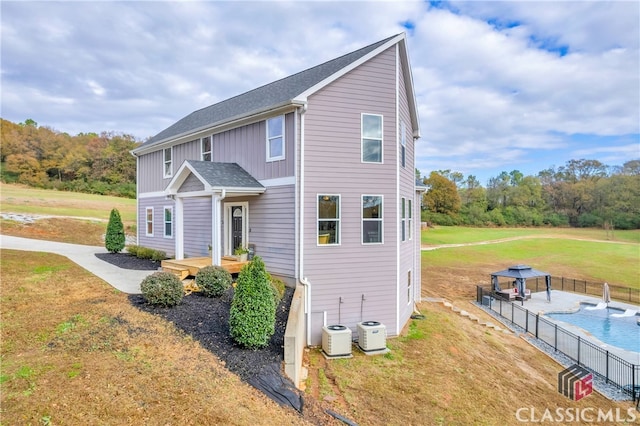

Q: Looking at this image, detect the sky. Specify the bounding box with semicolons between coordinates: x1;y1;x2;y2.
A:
2;1;639;185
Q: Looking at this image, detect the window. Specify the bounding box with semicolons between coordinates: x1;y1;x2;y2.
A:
408;199;412;240
318;195;340;245
201;136;211;161
407;271;412;304
362;195;383;244
401;197;406;242
400;121;406;168
145;207;154;237
267;115;285;161
163;147;173;178
362;114;383;163
163;206;173;238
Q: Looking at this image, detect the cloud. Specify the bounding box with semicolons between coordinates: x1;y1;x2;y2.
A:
1;1;637;182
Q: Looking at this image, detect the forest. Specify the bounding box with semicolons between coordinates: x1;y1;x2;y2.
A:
420;158;640;229
1;118;638;229
0;118;139;198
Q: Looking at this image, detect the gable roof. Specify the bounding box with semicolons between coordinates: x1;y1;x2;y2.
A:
133;33;419;155
491;265;551;279
166;160;265;196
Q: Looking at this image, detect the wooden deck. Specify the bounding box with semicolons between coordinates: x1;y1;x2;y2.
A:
161;256;249;279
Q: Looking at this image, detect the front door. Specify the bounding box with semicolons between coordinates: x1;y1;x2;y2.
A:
224;202;248;256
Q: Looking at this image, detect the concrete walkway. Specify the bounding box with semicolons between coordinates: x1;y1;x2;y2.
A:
0;235;155;293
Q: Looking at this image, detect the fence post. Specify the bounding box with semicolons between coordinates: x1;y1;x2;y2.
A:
525;310;529;332
605;351;609;384
535;314;539;339
511;302;515;324
577;336;581;365
554;324;558;351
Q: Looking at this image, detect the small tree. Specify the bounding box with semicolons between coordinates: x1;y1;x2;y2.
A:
229;256;276;349
105;208;125;253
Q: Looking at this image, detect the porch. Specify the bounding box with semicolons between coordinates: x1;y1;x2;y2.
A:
161;256;250;279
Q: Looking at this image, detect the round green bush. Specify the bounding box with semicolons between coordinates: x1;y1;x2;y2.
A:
195;265;232;297
140;272;184;307
229;256;276;349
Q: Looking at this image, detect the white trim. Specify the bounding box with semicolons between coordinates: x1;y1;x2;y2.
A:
266;115;285;162
395;44;401;335
163;147;173;178
201;135;212;161
136;156;140;245
223;202;249;257
163;206;173;239
316;194;341;246
361;113;383;164
138;191;167;199
175;197;184;259
145;207;154;237
361;194;383;245
259;176;295;187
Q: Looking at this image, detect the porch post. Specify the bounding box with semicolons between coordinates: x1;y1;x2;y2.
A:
211;195;222;266
175;196;184;260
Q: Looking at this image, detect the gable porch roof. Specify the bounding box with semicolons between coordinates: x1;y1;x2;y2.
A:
166;160;265;197
132;33;419;156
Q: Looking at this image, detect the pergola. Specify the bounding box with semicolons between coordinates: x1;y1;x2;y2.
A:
491;264;551;304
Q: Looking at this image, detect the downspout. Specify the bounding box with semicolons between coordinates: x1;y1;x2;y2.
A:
296;102;312;346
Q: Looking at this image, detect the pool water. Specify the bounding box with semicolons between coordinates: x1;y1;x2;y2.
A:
546;305;640;353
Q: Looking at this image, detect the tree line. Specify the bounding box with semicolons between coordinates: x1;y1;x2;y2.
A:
0;118;139;198
419;158;640;229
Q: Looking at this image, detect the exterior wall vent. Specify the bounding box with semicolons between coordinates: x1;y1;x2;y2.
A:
322;325;352;357
357;321;386;352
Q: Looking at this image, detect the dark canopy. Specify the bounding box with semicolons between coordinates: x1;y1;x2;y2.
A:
491;265;552;303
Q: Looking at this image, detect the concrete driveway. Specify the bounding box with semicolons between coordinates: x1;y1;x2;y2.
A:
0;235;155;293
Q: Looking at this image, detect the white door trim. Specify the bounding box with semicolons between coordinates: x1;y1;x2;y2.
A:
223;201;249;256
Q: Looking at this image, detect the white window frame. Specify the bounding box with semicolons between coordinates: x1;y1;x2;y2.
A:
361;113;383;163
163;147;173;178
401;197;406;242
400;121;406;168
163;206;173;238
201;136;212;161
317;194;340;246
145;207;154;237
408;199;413;240
407;270;412;305
266;115;285;162
362;195;383;244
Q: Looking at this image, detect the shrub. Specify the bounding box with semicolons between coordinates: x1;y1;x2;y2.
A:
196;266;232;297
140;272;184;307
229;256;276;349
267;273;285;306
136;247;154;260
105;208;125;253
150;249;166;262
126;245;139;256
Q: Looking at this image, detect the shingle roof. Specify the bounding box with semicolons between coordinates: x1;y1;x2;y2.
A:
187;161;264;189
137;34;400;151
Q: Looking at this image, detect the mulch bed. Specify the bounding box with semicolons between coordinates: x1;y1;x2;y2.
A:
95;252;161;271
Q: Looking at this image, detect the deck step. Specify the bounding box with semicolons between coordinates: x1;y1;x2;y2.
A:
162;265;190;280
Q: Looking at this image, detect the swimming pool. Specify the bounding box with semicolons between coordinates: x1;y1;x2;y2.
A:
545;305;640;353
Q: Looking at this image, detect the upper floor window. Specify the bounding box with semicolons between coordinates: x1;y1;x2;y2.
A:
201;136;212;161
145;207;154;237
362;113;383;163
362;195;383;244
401;197;406;242
267;115;285;161
164;206;173;238
163;147;173;178
400;121;406;168
318;195;340;245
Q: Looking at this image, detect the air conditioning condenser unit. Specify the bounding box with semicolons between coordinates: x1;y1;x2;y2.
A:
357;321;386;352
322;325;352;357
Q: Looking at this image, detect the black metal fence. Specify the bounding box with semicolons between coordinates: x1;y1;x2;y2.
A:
476;286;639;400
521;276;639;304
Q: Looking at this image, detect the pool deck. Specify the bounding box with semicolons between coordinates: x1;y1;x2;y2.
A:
520;290;640;365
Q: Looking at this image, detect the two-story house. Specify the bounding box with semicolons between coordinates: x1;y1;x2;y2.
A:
131;33;422;346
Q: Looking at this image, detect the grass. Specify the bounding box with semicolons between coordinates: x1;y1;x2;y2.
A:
0;183;136;223
422;225;640;245
0;250;306;425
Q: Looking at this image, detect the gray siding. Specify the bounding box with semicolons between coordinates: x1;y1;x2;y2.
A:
179;173;205;193
137;113;295;194
183;197;213;257
138;197;176;257
303;46;399;344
